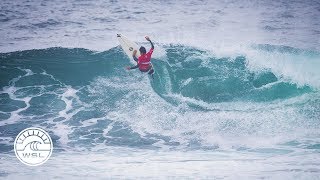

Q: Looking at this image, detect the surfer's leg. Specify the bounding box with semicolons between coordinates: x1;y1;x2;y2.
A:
148;68;154;75
148;68;154;79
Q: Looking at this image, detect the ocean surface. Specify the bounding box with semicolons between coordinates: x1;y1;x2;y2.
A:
0;0;320;179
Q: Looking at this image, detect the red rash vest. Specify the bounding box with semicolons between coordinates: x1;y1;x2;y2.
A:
138;48;154;71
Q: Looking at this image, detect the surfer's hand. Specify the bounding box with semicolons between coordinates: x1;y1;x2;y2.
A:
133;50;137;56
145;36;150;41
126;66;131;70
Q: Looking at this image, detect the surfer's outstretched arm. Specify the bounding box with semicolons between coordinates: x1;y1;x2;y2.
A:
149;40;154;49
132;50;138;62
145;36;154;49
133;55;138;62
128;64;139;70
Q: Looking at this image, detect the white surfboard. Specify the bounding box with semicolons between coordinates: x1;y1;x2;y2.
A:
117;34;141;64
117;34;155;76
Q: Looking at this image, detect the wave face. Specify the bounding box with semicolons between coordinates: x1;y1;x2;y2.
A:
1;45;319;152
1;45;320;178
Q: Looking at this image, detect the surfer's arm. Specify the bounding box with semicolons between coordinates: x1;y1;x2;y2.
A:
149;40;154;49
132;55;138;62
129;64;139;70
127;64;139;70
132;50;138;62
145;36;154;49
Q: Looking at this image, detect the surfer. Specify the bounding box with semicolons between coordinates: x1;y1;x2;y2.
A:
126;36;155;78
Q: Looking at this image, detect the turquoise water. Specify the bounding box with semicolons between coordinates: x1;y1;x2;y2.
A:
1;45;320;178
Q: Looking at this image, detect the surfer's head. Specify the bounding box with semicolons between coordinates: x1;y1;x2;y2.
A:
139;46;146;54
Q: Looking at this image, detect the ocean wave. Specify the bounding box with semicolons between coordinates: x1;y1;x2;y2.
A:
0;44;319;152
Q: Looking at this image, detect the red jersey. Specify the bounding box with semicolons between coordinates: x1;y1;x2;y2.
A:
138;48;154;71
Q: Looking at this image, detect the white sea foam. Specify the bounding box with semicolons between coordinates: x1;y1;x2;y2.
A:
88;70;318;152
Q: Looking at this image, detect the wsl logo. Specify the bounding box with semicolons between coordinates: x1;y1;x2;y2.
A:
14;127;53;166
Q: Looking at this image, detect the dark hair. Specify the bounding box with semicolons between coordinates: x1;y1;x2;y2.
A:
139;46;146;54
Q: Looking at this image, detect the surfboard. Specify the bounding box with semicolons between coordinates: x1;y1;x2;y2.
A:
117;34;155;76
117;34;141;64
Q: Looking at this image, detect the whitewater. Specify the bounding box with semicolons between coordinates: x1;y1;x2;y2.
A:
0;0;320;179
